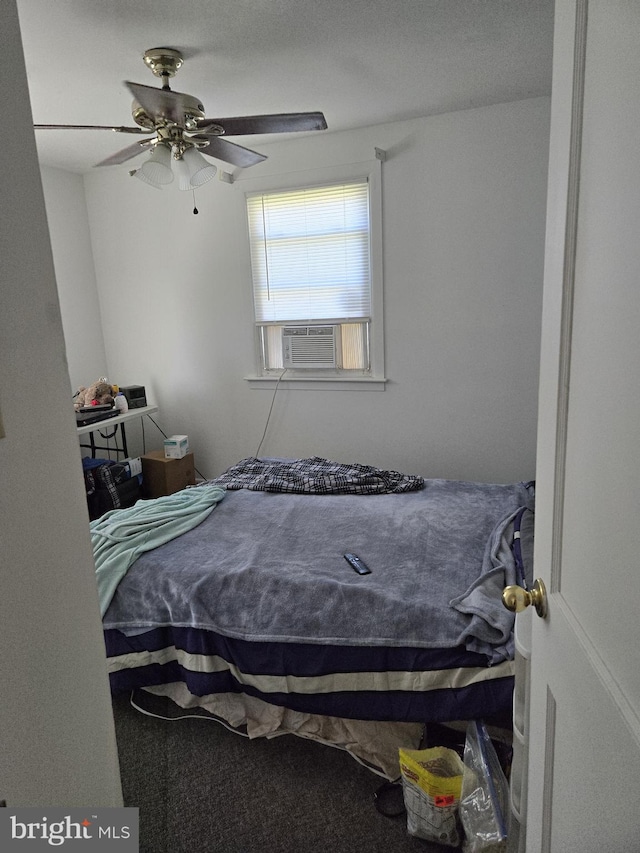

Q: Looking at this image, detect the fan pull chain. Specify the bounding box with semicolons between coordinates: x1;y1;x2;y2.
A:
192;189;199;215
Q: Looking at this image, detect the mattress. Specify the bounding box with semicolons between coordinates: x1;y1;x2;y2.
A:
102;470;534;728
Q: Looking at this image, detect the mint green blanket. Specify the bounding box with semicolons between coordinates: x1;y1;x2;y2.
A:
90;485;225;616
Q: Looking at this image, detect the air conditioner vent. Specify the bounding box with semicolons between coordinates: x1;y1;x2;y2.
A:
282;325;337;368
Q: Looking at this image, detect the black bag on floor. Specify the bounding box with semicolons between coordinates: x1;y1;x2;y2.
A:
83;459;141;520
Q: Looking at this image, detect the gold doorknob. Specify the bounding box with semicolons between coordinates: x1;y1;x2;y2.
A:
502;578;548;618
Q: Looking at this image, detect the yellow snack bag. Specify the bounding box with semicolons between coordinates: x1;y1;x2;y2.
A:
399;745;465;847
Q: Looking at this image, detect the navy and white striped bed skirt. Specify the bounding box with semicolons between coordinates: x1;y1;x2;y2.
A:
105;625;514;724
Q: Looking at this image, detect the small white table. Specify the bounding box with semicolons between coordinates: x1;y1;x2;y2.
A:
77;405;159;459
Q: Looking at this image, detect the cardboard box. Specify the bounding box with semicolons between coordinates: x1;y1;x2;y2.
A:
164;434;189;459
141;450;196;498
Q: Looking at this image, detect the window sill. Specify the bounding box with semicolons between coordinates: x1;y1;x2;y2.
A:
244;374;387;391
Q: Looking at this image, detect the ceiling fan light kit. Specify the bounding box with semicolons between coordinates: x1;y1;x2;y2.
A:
133;142;173;188
33;47;328;192
174;146;217;190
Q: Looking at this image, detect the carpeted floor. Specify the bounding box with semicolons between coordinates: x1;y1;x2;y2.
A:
112;693;457;853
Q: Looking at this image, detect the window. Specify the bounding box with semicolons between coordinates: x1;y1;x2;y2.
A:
245;162;383;382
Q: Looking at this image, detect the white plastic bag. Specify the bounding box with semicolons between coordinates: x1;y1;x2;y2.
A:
459;720;509;852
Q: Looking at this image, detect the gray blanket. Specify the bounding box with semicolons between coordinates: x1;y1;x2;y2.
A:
103;479;534;663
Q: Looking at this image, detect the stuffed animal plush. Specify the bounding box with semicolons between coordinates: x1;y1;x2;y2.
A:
74;379;115;411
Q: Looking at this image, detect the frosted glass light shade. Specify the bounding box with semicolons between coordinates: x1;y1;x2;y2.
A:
175;147;217;190
135;144;174;188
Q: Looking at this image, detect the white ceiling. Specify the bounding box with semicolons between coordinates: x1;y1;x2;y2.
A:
16;0;555;175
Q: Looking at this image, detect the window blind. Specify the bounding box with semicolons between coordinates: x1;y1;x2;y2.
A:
247;180;371;324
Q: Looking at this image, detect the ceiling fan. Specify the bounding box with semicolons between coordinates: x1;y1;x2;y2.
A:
34;48;328;188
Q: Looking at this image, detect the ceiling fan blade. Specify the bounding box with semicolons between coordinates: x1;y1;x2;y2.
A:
125;81;202;125
34;124;150;134
196;112;327;136
95;138;155;167
199;136;267;168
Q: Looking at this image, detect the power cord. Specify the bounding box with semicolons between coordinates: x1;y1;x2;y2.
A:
374;779;406;818
97;425;118;460
135;384;286;479
255;369;287;458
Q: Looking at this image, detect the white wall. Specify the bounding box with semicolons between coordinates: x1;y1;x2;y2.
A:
40;167;108;394
70;97;549;484
0;0;122;807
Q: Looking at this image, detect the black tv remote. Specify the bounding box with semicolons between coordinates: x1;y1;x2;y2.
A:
344;553;371;575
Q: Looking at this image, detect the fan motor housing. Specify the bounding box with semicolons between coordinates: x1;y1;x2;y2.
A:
131;92;206;131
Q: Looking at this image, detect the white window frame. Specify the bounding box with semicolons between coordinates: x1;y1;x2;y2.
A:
243;160;385;391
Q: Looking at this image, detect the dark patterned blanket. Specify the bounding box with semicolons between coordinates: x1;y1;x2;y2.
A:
210;456;425;494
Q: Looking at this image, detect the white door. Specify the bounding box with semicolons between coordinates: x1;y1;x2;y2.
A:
525;1;640;850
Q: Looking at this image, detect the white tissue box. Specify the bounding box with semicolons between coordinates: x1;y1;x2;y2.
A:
164;435;189;459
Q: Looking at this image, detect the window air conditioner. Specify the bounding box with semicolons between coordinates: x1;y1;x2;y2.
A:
282;325;337;368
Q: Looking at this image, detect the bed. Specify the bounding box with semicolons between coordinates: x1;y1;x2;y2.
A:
97;457;534;777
